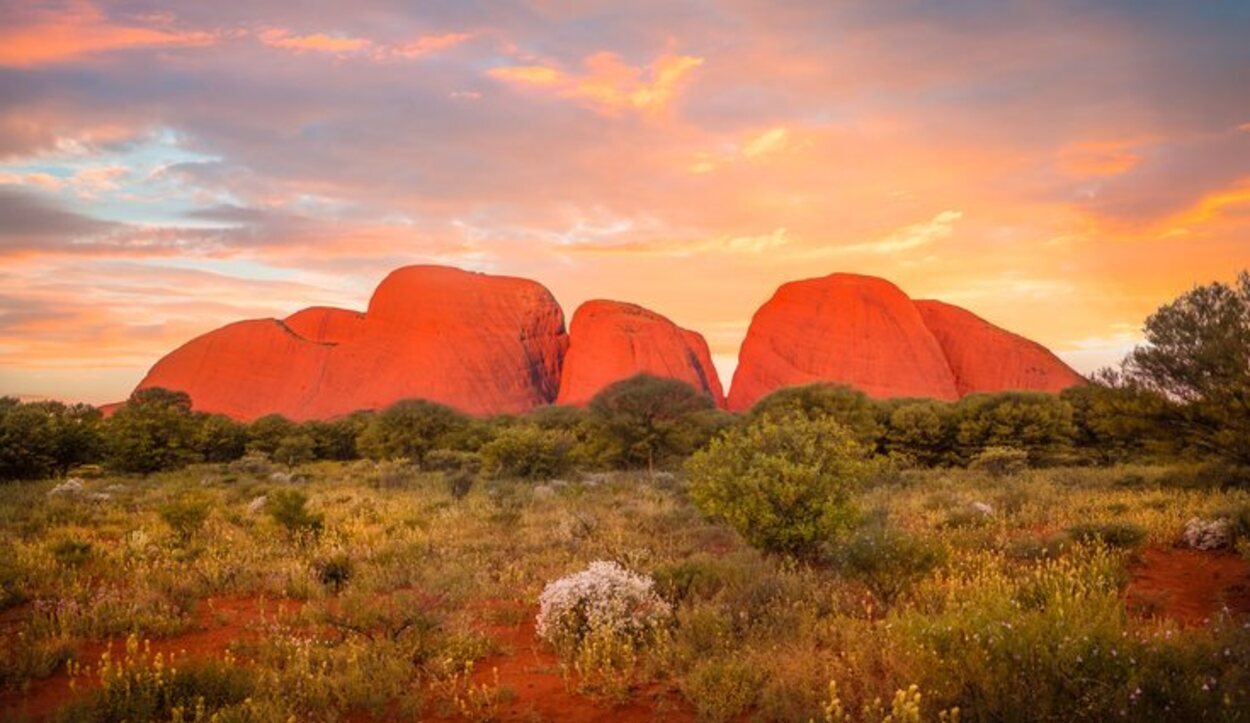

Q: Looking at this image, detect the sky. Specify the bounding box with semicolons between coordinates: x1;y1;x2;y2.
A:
1;0;1248;404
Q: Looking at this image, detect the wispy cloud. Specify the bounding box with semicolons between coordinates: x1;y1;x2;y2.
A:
489;51;704;114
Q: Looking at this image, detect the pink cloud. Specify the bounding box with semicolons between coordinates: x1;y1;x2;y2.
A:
0;2;215;67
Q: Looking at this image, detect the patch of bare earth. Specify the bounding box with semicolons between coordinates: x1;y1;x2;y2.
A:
1126;546;1250;625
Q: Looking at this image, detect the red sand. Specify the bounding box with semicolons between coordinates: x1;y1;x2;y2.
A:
1126;547;1250;625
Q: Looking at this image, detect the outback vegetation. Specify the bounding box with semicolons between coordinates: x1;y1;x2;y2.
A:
0;274;1248;722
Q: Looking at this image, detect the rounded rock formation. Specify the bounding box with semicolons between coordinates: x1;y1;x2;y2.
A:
727;273;1085;410
914;300;1085;396
135;266;568;420
728;274;962;411
556;300;724;407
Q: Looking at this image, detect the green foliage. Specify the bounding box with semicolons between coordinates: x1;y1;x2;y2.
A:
103;388;202;474
56;636;256;723
688;412;870;558
750;383;884;449
356;399;470;463
158;494;213;545
884;399;955;466
267;488;324;537
837;524;946;603
587;374;718;470
953;392;1077;465
315;551;354;592
272;432;316;469
301;416;365;461
50;537;94;567
194;414;247;463
1061;379;1174;464
1121;271;1250;464
968;446;1030;478
479;425;575;479
0;399;103;481
245;414;298;457
1065;521;1146;549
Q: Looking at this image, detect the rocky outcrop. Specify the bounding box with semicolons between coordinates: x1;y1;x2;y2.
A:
131;266;1083;420
914;300;1086;396
727;273;1084;411
727;274;960;410
135;266;568;420
556;300;724;407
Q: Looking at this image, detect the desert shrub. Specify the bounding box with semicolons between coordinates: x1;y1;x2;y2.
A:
883;399;955;466
245;414;298;457
479;425;575;479
302;416;366;461
750;383;885;449
56;635;256;722
356;399;470;463
536;561;671;657
968;446;1030;478
837;524;946;603
953;392;1077;465
681;658;763;722
158;494;212;545
687;412;870;558
586;374;718;471
272;432;316;469
0;400;102;481
103;389;201;474
267;488;324;537
1065;521;1146;549
192;414;247;464
50;537;94;568
315;551;354;592
1156;461;1250;490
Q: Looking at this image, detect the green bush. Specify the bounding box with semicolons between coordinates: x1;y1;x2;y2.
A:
267;488;324;537
356;399;470;463
103;388;202;474
837;524;946;603
158;494;212;545
480;425;575;479
1065;521;1146;549
687;412;870;558
0;399;102;481
749;383;884;449
969;446;1030;478
587;375;720;471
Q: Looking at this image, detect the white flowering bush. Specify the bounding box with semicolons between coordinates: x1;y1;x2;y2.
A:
1180;517;1232;550
535;561;670;655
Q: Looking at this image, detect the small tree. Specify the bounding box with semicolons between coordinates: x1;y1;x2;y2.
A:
0;400;102;481
356;399;469;463
273;432;316;470
1121;271;1250;463
687;412;871;558
480;425;575;479
195;414;247;463
884;400;955;466
748;383;884;449
587;375;716;472
103;388;201;474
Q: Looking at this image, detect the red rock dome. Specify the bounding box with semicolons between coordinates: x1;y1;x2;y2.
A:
283;306;365;344
556;300;724;407
135;266;568;420
727;274;961;411
914;300;1086;396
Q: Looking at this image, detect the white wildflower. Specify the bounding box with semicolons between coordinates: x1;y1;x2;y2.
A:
536;560;670;650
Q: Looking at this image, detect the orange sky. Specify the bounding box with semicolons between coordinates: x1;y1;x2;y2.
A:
1;1;1248;404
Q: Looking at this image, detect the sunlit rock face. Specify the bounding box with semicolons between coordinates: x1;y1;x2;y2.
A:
555;300;724;407
135;266;568;420
913;300;1087;396
133;266;1082;421
727;273;1083;411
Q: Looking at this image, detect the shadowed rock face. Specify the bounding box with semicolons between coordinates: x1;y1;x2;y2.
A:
135;266;568;421
727;273;1084;411
556;300;724;407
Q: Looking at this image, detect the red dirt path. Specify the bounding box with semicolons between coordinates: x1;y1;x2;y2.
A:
1126;547;1250;625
